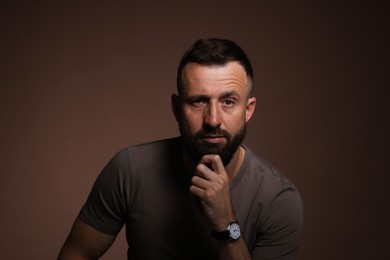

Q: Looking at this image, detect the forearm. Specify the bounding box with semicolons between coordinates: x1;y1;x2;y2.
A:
217;237;251;260
58;243;94;260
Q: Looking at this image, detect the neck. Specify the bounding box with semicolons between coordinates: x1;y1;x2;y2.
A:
182;145;245;180
225;146;245;179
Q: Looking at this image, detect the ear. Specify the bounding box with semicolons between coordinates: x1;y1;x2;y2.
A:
171;94;180;122
245;97;256;123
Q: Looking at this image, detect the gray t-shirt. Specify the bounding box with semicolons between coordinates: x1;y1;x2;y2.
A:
80;137;304;259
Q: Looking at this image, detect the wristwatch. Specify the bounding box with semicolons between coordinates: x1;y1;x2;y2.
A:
211;221;241;241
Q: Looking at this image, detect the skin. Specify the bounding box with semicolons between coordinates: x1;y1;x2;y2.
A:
58;61;256;260
172;61;256;259
58;217;116;259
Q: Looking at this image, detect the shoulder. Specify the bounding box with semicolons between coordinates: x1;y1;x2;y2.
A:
125;137;180;157
96;137;181;181
235;147;297;196
118;137;181;167
234;146;303;225
105;137;182;181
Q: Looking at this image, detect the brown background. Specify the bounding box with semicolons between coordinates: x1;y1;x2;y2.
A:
0;1;388;259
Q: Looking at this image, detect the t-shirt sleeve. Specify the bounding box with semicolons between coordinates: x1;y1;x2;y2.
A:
251;184;304;260
78;149;131;235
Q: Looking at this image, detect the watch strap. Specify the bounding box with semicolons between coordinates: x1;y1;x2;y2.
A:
211;221;240;241
211;229;230;240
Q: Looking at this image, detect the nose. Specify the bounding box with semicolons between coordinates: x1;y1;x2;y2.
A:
203;101;221;129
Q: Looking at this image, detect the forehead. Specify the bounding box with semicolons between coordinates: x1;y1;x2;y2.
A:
180;62;249;96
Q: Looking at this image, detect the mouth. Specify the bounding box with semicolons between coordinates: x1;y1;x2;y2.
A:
199;135;226;144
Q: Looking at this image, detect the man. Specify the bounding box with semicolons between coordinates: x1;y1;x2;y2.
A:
58;38;304;259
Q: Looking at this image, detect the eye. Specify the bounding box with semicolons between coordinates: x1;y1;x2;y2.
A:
223;98;236;107
189;98;207;107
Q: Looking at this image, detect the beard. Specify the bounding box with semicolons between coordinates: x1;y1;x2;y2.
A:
179;120;247;166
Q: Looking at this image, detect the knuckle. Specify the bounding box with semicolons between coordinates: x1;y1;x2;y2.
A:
205;189;216;198
191;176;202;185
211;154;220;161
216;176;226;185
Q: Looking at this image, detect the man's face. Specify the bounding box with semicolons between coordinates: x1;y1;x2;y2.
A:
174;62;256;165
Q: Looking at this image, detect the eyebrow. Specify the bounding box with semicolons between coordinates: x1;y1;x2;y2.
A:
186;95;209;103
186;91;241;102
219;91;240;100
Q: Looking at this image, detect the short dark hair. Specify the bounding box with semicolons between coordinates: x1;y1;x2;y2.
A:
176;38;254;96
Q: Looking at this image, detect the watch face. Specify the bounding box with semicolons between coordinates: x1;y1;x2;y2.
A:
229;222;241;240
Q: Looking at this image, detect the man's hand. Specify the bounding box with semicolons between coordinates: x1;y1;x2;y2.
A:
189;154;235;231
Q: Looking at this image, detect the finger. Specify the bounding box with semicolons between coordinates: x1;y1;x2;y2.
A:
192;169;225;196
189;182;218;203
194;163;217;181
199;154;225;176
189;185;207;200
191;175;212;190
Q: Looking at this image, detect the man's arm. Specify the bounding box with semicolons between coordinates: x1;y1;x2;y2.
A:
189;154;251;260
58;217;117;260
216;239;251;260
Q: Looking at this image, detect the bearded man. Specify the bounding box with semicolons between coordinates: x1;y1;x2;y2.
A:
58;38;304;260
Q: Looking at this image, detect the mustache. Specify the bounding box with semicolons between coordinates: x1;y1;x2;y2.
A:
194;128;231;139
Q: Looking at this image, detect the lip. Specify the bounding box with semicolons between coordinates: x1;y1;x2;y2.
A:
200;135;226;144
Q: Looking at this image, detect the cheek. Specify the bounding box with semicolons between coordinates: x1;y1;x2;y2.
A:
182;110;203;131
223;110;246;128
